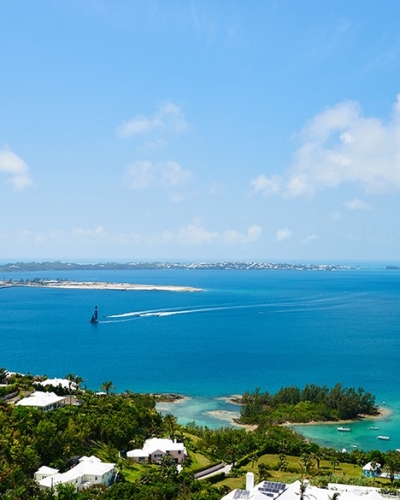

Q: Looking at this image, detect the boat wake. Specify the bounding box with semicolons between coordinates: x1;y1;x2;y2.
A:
103;296;346;321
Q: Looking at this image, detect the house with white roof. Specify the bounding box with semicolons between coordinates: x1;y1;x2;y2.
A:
127;437;187;464
35;455;116;492
220;475;386;500
36;378;77;391
362;462;382;477
15;391;66;411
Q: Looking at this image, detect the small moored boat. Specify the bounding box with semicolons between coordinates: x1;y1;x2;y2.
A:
368;426;379;430
337;427;351;432
377;435;390;440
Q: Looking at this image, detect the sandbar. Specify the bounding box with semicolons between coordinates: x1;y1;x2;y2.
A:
2;280;202;293
207;410;257;431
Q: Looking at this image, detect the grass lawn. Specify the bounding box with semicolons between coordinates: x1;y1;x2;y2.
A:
212;454;390;490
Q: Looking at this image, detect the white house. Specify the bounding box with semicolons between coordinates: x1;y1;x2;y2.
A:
15;391;66;411
35;455;116;492
35;378;77;391
362;462;382;477
221;476;386;500
127;437;187;464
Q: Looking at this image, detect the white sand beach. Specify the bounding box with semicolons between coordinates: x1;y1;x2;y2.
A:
3;280;202;292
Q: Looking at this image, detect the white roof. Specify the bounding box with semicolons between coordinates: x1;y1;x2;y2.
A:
127;438;186;458
127;449;147;458
222;480;386;500
36;465;59;475
16;391;66;408
362;462;381;471
38;456;115;489
36;378;76;390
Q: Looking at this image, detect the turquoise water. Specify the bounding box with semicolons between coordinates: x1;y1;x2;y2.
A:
1;267;400;450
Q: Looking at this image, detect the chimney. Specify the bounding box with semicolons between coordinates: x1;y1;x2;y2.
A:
246;472;254;491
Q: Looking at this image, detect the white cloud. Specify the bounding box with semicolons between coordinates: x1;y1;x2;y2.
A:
162;160;191;187
0;148;34;191
223;224;262;244
124;160;190;190
301;234;319;245
276;227;292;242
251;94;400;198
116;100;189;138
178;222;218;245
124;160;155;190
72;226;107;237
344;198;370;210
250;174;281;196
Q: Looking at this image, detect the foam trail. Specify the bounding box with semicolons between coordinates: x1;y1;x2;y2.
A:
104;295;346;321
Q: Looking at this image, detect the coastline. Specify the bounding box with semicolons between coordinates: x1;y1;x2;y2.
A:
1;280;202;293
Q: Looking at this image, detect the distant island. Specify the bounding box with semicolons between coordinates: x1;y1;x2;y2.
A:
0;260;351;272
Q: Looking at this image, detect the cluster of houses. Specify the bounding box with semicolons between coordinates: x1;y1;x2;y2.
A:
11;378;189;493
31;437;188;493
9;378;394;497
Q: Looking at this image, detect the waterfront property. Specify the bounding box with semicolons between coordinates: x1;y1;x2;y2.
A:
15;391;66;411
35;377;77;391
362;462;382;478
34;455;116;492
221;475;385;500
127;437;187;464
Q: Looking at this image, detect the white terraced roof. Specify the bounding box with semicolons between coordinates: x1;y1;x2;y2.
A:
37;456;115;489
127;438;186;458
37;378;76;390
16;391;65;407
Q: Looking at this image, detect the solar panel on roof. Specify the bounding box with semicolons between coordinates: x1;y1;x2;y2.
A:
233;491;250;499
258;482;286;494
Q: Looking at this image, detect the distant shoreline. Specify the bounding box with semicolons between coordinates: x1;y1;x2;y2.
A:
0;280;202;293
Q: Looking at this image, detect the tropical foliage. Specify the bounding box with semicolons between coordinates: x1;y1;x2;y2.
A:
0;372;395;500
239;384;378;426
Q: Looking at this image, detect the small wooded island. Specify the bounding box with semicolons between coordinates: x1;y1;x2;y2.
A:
236;383;379;428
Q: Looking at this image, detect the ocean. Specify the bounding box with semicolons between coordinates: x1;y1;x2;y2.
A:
1;266;400;451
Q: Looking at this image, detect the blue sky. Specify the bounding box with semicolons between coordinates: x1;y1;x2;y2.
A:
1;0;400;262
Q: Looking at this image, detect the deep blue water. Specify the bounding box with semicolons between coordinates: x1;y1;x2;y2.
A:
1;267;400;450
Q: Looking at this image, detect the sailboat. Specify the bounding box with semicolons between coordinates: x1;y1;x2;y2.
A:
90;306;99;324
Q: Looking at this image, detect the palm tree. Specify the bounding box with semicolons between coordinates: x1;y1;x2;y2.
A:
73;375;83;393
329;452;340;474
311;449;325;471
296;480;315;500
65;373;76;404
257;463;270;482
100;380;115;396
383;450;400;485
278;453;289;472
163;413;178;440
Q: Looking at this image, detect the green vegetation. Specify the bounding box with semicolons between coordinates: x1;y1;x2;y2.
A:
239;384;378;426
1;373;399;500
